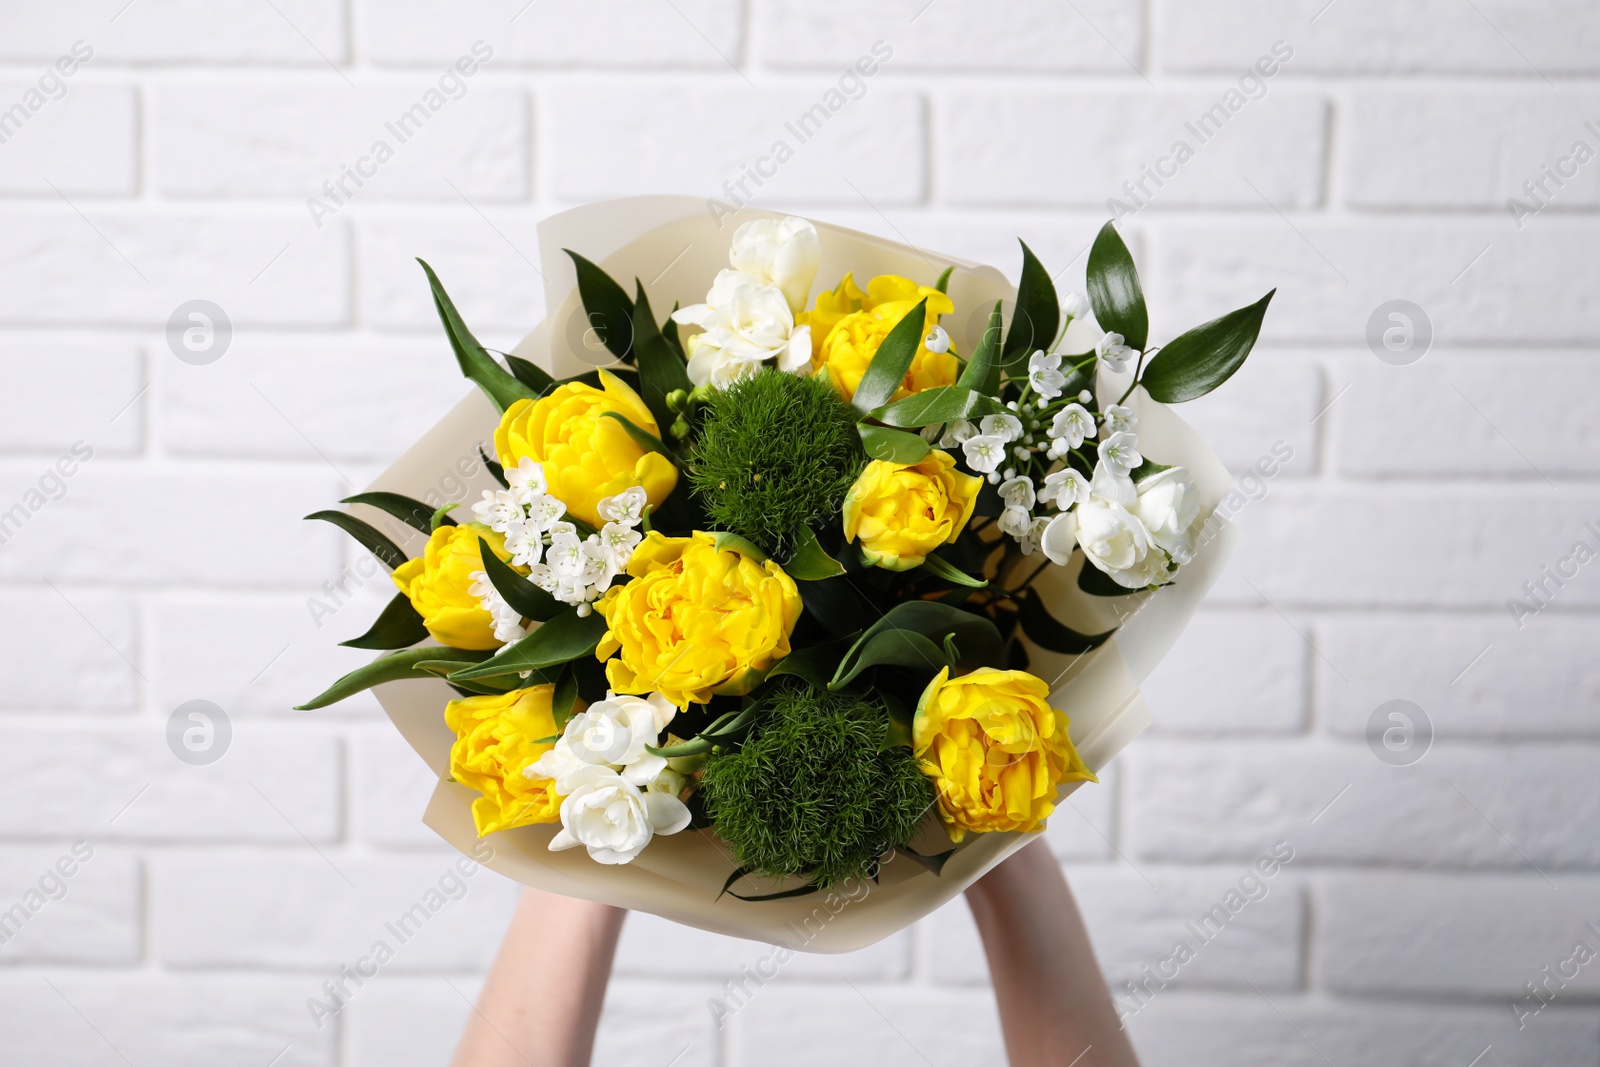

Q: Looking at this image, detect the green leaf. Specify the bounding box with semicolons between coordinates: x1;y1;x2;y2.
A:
1078;559;1144;597
1086;222;1148;351
872;386;1004;429
718;866;824;902
785;527;846;580
430;504;457;531
831;601;1002;690
899;847;957;876
830;630;947;690
858;424;930;464
851;297;929;415
448;608;608;682
565;250;636;363
413;660;525;695
417;259;537;414
662;304;686;362
505;354;555;395
340;491;448;536
304;510;408;571
476;537;563;622
481;446;508;488
933;265;956;294
1001;241;1060;369
1018;588;1116;654
918;553;987;588
1129;460;1173;484
1139;290;1275;404
712;530;768;562
600;411;679;466
339;591;429;650
296;646;491;710
552;664;579;728
797;577;876;638
631;281;692;433
765;636;858;689
956;301;1004;396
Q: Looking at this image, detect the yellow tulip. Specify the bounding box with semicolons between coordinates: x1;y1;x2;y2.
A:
801;274;957;403
445;685;563;836
595;531;802;710
913;666;1095;843
494;369;677;528
842;450;981;571
391;522;507;650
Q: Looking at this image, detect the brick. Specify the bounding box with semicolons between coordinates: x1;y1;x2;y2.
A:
0;83;137;195
352;727;442;847
0;727;341;842
1124;991;1600;1067
0;846;139;963
154;852;518;969
759;0;1141;72
0;1;346;64
356;211;545;338
359;0;740;68
1206;483;1600;608
0;589;138;713
152;81;528;201
158;333;466;462
1126;739;1600;869
1332;352;1600;478
152;593;399;721
0;209;350;326
0;463;342;586
1146;219;1600;344
1156;0;1600;75
547;85;926;205
0;336;144;454
1319;615;1600;738
1345;90;1600;209
732;981;1003;1066
1170;351;1321;477
939;90;1325;209
0;976;338;1067
923;864;1302;992
616;910;909;982
1317;872;1600;998
1142;610;1307;733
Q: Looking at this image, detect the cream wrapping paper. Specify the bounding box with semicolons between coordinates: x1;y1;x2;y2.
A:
354;197;1237;952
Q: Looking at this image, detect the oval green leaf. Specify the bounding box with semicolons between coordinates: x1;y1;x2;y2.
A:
1086;222;1148;351
1139;290;1274;404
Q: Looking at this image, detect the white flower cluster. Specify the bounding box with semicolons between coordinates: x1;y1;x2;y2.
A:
524;692;692;865
470;459;648;626
672;217;821;388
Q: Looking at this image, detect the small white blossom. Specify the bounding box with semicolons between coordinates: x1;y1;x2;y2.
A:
999;475;1036;510
503;520;545;568
1040;511;1079;565
998;505;1033;539
940;418;977;449
920;423;943;443
981;413;1023;443
1097;431;1143;477
1096;332;1137;373
962;433;1007;474
1078;390;1093;404
597;486;648;526
597;522;642;567
1050;404;1097;449
1060;291;1086;320
1040;467;1091;510
505;457;548;494
525;495;566;532
924;324;951;354
1018;515;1051;557
1027;350;1066;400
473;489;525;533
1103;404;1137;435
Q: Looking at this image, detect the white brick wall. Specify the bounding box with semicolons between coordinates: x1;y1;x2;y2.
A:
4;2;1597;1064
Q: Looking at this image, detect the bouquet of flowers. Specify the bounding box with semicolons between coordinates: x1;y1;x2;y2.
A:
300;198;1269;950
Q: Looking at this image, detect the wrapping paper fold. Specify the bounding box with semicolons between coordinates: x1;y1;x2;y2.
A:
358;197;1236;952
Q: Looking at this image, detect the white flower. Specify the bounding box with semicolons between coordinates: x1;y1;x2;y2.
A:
1131;466;1201;566
1018;515;1050;557
1060;291;1086;320
525;494;566;532
1040;467;1090;510
1049;404;1096;449
962;433;1007;474
999;475;1035;511
1027;350;1066;400
505;457;547;494
595;522;642;578
1090;460;1137;507
1103;404;1137;435
473;489;524;533
469;571;527;646
1096;332;1137;373
546;766;690;865
998;505;1033;539
940;418;977;449
1097;431;1143;477
727;216;820;314
672;270;810;388
527;691;677;792
597;486;648;526
503;520;545;568
1040;511;1079;565
980;413;1023;443
548;529;587;577
1075;496;1151;585
924;324;951;354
